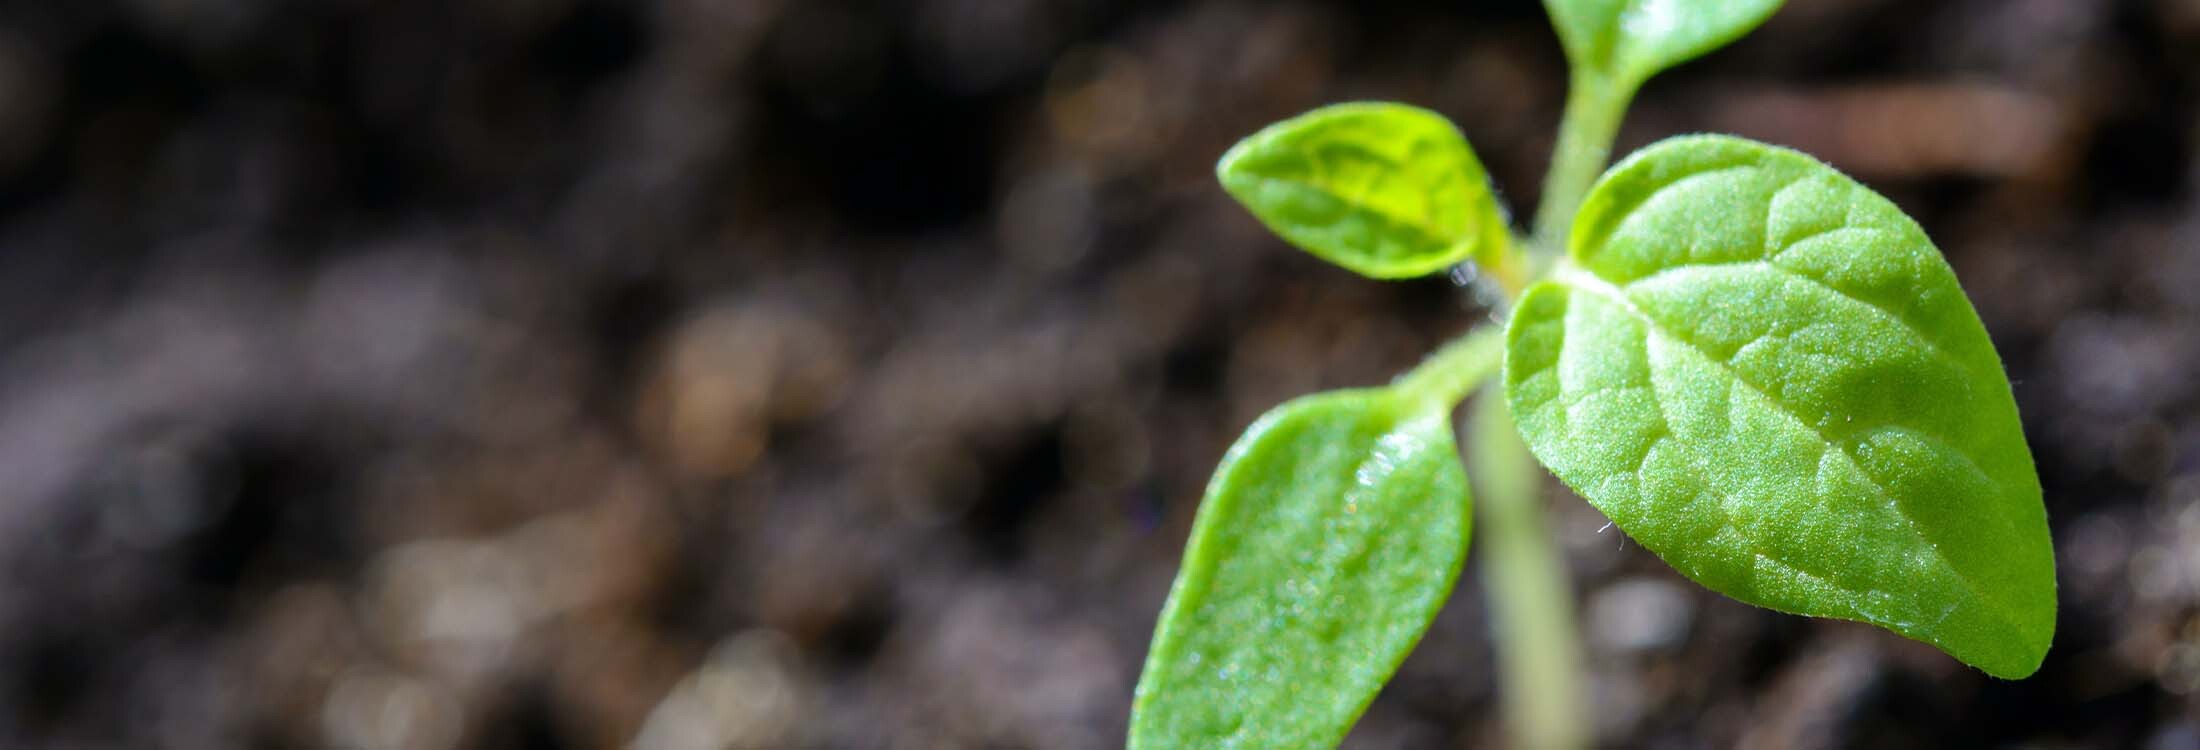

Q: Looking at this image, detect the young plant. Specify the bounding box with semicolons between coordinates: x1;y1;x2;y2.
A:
1130;1;2058;748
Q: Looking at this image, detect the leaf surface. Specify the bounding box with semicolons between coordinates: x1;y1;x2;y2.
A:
1217;102;1508;279
1503;135;2055;678
1543;0;1784;84
1131;389;1473;748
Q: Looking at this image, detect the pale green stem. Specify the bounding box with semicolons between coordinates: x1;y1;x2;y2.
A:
1406;61;1637;750
1470;392;1589;750
1444;66;1641;750
1531;71;1637;254
1475;234;1534;303
1392;327;1506;409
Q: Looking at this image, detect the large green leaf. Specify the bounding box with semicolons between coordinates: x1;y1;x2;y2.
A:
1543;0;1784;85
1217;102;1509;279
1503;135;2055;678
1131;389;1474;748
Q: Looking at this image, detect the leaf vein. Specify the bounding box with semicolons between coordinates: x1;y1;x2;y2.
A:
1557;268;2025;635
1621;260;1970;376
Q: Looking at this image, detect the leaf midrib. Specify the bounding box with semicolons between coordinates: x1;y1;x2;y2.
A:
1238;129;1468;247
1549;264;2036;644
1240;170;1451;256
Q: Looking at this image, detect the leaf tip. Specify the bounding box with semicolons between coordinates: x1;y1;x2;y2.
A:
1974;635;2052;680
1964;591;2056;680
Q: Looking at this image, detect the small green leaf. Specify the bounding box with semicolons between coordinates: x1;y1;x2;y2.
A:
1503;135;2055;678
1543;0;1784;85
1217;102;1510;279
1132;389;1473;748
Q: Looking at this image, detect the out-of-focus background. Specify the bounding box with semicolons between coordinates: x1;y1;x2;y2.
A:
0;0;2194;747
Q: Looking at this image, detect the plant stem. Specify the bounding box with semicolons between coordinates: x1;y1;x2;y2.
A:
1421;64;1631;750
1476;234;1534;302
1469;392;1589;750
1459;70;1640;748
1393;327;1505;409
1531;71;1636;254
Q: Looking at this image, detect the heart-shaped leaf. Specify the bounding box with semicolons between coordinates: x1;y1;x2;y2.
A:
1543;0;1784;86
1131;388;1474;748
1503;134;2055;678
1217;102;1510;279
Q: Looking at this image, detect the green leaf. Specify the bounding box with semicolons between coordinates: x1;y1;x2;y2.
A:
1543;0;1785;85
1217;102;1510;279
1502;135;2055;678
1131;389;1473;748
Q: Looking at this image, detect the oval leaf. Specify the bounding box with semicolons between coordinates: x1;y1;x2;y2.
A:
1131;389;1472;748
1217;102;1509;279
1543;0;1784;85
1503;135;2055;678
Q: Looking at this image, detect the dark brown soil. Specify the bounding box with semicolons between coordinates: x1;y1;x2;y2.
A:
0;1;2193;747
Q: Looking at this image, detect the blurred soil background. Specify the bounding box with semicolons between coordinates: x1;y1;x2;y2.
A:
0;0;2195;748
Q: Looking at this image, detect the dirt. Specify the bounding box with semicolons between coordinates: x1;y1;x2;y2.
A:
0;0;2193;747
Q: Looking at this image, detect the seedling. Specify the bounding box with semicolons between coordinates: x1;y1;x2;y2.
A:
1130;1;2057;748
